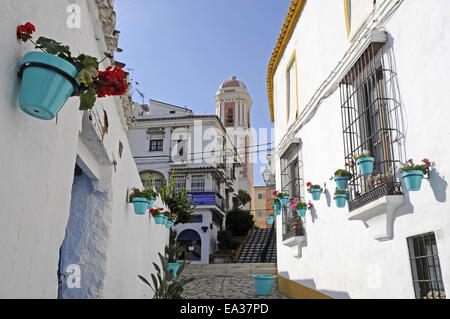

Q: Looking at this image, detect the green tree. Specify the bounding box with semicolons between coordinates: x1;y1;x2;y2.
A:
158;173;194;224
225;208;255;236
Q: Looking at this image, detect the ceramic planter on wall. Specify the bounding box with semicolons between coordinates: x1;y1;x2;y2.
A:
147;198;155;209
273;201;282;215
153;215;165;224
402;170;424;191
356;157;375;175
280;196;289;206
310;189;322;201
334;176;350;190
132;197;148;215
266;216;275;225
297;207;307;217
18;51;79;120
334;194;348;208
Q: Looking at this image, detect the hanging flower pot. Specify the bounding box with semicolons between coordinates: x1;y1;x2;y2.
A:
132;197;148;215
153;215;165;224
18;51;79;120
333;191;348;208
167;262;181;278
273;201;282;215
307;182;323;201
165;220;173;229
147;198;155;209
297;208;307;217
332;168;353;190
400;158;431;191
402;170;424;191
266;215;275;225
150;208;165;224
16;22;128;120
356;156;375;175
279;195;289;207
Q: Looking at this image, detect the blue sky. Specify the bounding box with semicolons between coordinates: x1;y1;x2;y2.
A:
115;0;292;186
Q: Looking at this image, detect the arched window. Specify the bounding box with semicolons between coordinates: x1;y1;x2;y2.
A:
227;109;234;125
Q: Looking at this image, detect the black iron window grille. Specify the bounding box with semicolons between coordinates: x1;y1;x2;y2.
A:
407;232;446;299
149;139;163;151
339;40;403;211
282;206;305;241
280;142;305;241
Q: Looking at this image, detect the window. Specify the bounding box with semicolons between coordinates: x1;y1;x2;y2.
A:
255;211;265;218
280;142;305;241
257;193;264;200
344;0;375;39
191;175;205;192
339;38;402;211
227;109;234;125
286;51;298;124
149;139;163;151
173;175;186;192
407;232;446;299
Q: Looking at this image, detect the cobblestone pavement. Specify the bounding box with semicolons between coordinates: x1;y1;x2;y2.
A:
180;273;291;299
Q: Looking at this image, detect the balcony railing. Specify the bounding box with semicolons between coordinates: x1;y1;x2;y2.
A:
348;180;402;212
282;207;305;241
188;191;225;211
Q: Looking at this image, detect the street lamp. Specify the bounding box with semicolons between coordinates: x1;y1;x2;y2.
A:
262;166;272;187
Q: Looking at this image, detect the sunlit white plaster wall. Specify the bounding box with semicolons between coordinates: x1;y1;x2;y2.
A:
272;0;450;299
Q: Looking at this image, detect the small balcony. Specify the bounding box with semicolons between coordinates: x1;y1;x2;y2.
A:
282;208;306;258
188;191;225;211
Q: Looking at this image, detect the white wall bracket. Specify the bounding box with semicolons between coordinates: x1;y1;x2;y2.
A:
283;236;305;258
348;195;405;241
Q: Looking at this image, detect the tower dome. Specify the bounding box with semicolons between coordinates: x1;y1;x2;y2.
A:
220;75;247;89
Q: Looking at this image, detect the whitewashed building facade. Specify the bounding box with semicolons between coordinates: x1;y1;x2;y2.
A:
128;99;243;264
268;0;450;299
0;0;168;298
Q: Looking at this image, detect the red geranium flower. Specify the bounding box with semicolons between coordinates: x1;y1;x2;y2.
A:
95;66;128;98
158;207;164;211
306;182;312;187
272;191;278;196
17;22;35;41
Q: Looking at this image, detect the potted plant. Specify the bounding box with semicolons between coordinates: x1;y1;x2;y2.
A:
355;150;375;175
162;209;171;225
129;188;148;215
333;189;348;208
291;197;312;217
331;168;353;190
143;188;158;209
400;158;431;191
271;191;282;215
266;211;275;225
273;190;289;207
166;213;177;229
16;22;127;120
165;230;184;278
150;208;165;224
307;182;323;201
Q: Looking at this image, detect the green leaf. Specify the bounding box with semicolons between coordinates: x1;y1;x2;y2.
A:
75;55;99;84
79;87;96;110
137;275;151;287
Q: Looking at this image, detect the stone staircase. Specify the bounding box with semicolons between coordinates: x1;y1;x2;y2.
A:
236;228;277;263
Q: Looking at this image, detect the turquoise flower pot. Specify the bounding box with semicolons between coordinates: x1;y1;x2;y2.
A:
356;156;375;175
280;196;289;206
334;176;349;190
165;220;173;229
168;262;181;278
297;207;307;217
19;51;78;120
274;201;282;215
253;274;275;296
402;170;424;191
334;194;347;208
162;215;168;224
147;198;155;209
266;216;275;225
132;197;148;215
153;215;165;224
310;189;322;201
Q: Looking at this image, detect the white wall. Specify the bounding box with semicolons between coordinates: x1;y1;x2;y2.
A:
273;0;450;298
0;0;168;298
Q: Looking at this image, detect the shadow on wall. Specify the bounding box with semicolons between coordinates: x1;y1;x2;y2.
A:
324;188;332;208
428;168;447;203
278;271;351;299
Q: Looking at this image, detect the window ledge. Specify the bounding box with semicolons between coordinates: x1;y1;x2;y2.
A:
348;195;404;241
282;236;305;258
